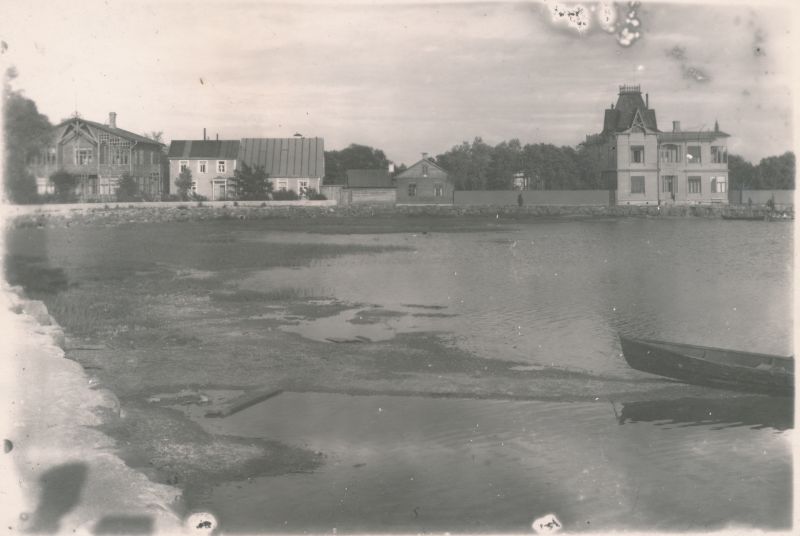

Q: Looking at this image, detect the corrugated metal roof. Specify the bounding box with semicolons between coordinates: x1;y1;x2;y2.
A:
238;138;325;178
346;169;393;188
168;140;240;159
658;131;730;142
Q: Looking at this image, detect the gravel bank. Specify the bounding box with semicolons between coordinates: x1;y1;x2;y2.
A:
0;283;186;534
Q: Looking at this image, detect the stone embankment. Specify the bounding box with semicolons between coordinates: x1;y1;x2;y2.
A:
4;201;790;228
0;283;186;534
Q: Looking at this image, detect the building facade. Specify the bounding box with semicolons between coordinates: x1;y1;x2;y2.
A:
167;140;239;200
394;155;454;204
27;113;165;200
238;137;325;197
584;85;729;205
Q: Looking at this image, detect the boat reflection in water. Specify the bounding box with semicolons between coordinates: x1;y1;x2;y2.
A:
616;395;793;431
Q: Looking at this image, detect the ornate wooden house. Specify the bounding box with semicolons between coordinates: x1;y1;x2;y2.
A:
28;112;166;200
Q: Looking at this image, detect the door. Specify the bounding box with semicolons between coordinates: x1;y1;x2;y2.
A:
213;180;226;201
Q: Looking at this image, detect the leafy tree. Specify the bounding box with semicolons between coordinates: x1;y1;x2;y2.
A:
231;162;271;200
174;167;193;200
756;152;795;190
728;154;756;191
116;172;139;201
487;139;523;190
436;137;493;190
143;131;164;144
324;144;391;184
49;170;77;202
3;67;53;203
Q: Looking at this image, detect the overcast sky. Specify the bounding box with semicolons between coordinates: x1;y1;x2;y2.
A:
2;1;795;165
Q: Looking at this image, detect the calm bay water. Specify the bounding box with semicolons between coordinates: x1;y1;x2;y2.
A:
237;218;793;373
6;216;793;532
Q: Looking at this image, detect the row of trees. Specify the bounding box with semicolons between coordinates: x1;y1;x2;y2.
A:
728;152;795;191
433;138;601;191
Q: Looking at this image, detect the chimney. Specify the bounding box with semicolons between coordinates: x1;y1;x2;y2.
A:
646;93;649;107
108;112;117;128
422;152;429;160
216;133;219;141
203;128;207;141
714;120;719;133
672;121;681;132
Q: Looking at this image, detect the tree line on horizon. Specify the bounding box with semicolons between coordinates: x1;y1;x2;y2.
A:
3;70;795;204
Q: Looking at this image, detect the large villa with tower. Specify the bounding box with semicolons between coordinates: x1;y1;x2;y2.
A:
584;84;730;206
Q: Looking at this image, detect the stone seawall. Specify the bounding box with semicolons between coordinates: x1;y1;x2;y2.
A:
0;283;185;534
5;202;790;228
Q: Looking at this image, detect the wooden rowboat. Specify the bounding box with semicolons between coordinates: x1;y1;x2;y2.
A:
619;335;794;396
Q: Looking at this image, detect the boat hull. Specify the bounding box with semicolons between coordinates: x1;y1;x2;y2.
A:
619;335;794;396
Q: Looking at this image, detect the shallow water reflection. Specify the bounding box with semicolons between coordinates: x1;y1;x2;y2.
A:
186;391;792;533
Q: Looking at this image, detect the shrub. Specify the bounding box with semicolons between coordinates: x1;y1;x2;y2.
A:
49;170;78;202
304;188;327;200
174;168;193;201
116;173;139;202
272;189;299;201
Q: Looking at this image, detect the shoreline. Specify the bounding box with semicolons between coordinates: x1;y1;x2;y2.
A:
4;201;791;229
0;283;186;534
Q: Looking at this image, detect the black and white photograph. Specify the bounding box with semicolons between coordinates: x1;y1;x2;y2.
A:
0;0;795;534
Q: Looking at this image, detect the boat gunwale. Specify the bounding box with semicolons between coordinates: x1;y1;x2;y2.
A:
620;335;793;364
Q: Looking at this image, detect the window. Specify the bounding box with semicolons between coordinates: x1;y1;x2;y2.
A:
434;184;444;197
75;148;93;165
199;161;207;173
151;152;160;165
688;176;702;194
179;160;189;172
662;175;675;194
711;146;727;164
110;147;128;165
630;176;645;194
191;180;197;194
659;145;680;163
422;164;429;177
630;146;644;164
711;175;727;193
408;183;417;197
277;180;288;191
298;180;309;195
36;177;54;195
217;160;226;173
687;146;701;164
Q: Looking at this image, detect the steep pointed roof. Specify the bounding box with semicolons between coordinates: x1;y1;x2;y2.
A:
57;117;163;146
602;85;658;133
